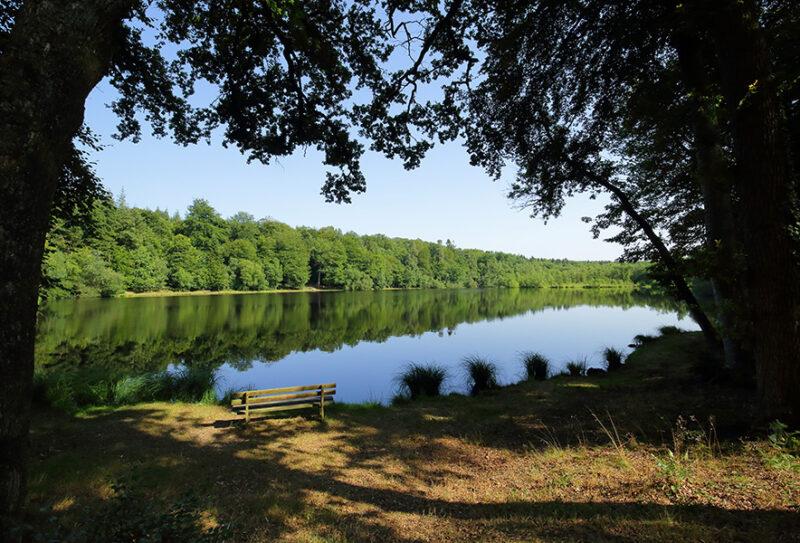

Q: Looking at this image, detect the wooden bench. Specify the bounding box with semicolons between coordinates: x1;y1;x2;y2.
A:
230;383;336;422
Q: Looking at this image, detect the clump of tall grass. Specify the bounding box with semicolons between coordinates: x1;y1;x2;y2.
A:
462;355;499;396
565;357;588;377
113;375;153;405
396;363;447;399
521;351;550;381
602;347;625;372
32;366;218;410
167;366;218;403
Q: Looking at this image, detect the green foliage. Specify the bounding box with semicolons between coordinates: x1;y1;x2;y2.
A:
763;420;800;472
202;257;230;291
652;449;692;498
565;358;588;377
228;258;267;291
127;247;168;292
396;363;447;400
26;476;230;542
43;247;126;298
632;334;657;347
41;197;654;299
521;351;550;381
462;355;499;395
602;347;625;372
33;366;217;410
658;325;683;336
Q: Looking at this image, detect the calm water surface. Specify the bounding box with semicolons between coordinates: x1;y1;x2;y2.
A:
36;289;698;403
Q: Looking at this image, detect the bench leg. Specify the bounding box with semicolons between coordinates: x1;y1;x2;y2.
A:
246;404;250;424
320;387;325;420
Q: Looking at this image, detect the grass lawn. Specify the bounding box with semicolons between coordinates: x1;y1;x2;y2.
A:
27;333;800;542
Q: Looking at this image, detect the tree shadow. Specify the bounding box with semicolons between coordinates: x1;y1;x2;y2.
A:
26;394;799;542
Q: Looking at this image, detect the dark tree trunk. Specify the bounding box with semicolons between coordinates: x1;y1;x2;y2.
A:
707;0;800;423
580;168;721;347
0;2;131;539
673;31;752;373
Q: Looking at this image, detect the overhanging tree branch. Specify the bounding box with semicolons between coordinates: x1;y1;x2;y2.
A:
580;165;721;346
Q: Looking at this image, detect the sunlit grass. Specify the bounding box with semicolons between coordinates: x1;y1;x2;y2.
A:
27;332;800;543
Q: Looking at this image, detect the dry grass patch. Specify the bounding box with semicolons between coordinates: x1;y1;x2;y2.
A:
26;333;800;542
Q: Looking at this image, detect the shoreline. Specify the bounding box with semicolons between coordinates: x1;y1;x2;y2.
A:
60;284;652;301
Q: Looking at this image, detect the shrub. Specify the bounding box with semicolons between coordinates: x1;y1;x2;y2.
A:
602;347;625;372
632;333;657;346
659;325;683;336
396;363;447;399
462;355;499;395
565;357;588;377
521;351;550;381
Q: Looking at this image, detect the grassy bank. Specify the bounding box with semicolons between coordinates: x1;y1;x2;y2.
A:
67;284;649;301
26;333;800;542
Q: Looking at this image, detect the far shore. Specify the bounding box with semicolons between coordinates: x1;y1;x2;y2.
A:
111;284;644;299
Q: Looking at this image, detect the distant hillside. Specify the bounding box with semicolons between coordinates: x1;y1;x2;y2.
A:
42;197;654;298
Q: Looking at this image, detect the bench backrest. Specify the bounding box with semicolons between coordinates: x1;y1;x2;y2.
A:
231;383;336;421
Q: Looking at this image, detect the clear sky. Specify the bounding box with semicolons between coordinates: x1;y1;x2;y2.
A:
82;80;622;261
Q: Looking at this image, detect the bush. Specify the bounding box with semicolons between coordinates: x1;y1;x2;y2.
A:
659;325;683;336
462;355;499;395
521;351;550;381
396;363;447;399
632;333;657;346
566;357;588;377
602;347;625;372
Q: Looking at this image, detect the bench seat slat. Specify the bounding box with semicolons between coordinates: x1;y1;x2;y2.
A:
241;402;330;414
232;383;336;398
232;396;335;411
231;389;336;406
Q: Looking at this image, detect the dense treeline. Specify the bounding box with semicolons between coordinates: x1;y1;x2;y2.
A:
42;197;652;299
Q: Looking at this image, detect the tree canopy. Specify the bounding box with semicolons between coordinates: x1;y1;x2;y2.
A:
355;0;800;423
42;197;652;297
1;1;799;538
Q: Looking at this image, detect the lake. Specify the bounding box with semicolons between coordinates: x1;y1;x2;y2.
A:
35;288;698;404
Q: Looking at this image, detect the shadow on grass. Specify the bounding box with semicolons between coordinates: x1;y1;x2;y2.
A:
26;335;784;542
27;395;799;543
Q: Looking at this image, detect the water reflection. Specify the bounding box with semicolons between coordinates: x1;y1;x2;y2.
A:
36;288;692;402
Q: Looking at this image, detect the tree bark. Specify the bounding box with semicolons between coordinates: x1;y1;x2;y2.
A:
672;30;752;373
0;2;132;539
707;0;800;423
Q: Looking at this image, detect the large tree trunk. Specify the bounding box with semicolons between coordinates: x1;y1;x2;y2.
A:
707;0;800;423
0;2;131;539
673;31;752;373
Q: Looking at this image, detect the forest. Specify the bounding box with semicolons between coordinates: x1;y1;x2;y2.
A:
3;1;800;541
41;196;652;298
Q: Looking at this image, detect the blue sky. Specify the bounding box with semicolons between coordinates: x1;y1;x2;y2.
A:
83;79;622;261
